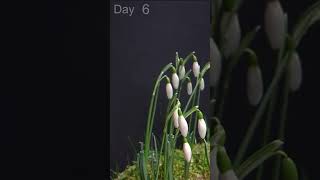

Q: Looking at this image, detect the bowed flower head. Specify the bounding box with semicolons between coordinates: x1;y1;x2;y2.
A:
187;78;192;95
165;77;173;99
178;59;186;79
265;0;285;49
192;55;200;77
171;68;179;89
247;52;263;106
200;78;205;91
178;108;188;137
197;111;207;139
210;38;222;87
183;139;192;162
288;52;302;92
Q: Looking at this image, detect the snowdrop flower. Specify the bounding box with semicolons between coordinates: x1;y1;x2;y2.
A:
220;12;241;58
178;59;186;79
197;111;207;139
173;108;179;128
264;0;285;49
281;157;298;180
192;55;200;77
247;54;263;106
217;146;238;180
178;109;188;137
210;38;222;87
288;52;302;92
171;68;179;89
183;139;192;162
187;78;193;95
200;78;205;91
165;77;173;99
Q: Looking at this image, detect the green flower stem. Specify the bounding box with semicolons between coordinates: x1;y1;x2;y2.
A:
145;63;174;158
234;49;294;167
204;139;210;169
191;87;201;147
272;69;290;180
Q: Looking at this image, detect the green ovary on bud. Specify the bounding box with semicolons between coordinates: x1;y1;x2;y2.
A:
210;38;222;87
220;12;241;58
247;64;263;106
172;72;179;89
288;52;302;92
281;157;298;180
217;146;233;174
264;0;285;49
183;140;192;162
200;78;205;91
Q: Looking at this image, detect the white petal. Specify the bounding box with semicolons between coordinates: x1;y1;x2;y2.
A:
179;65;186;79
187;82;193;95
210;38;222;87
165;83;173;99
173;109;179;128
247;66;263;106
198;119;207;139
220;170;238;180
210;147;220;180
265;0;285;49
183;142;192;162
221;12;241;58
193;62;200;77
179;115;188;137
289;52;302;92
172;73;179;89
200;78;205;91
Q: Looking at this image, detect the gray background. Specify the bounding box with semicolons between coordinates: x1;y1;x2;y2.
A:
110;0;210;171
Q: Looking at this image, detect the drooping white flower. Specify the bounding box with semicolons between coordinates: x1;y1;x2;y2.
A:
264;0;285;49
192;58;200;77
219;170;239;180
173;108;179;128
172;72;179;89
165;82;173;99
210;38;222;87
179;65;186;79
183;141;192;162
187;81;193;95
288;52;302;92
198;119;207;139
200;78;205;91
247;65;263;106
178;109;188;137
220;12;241;58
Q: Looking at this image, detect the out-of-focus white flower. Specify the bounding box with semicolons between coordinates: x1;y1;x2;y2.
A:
165;77;173;99
172;72;179;89
200;78;205;91
178;109;188;137
173;108;179;128
288;52;302;92
210;38;222;87
210;146;220;180
281;157;298;180
220;12;241;58
187;81;193;95
264;0;285;50
219;170;239;180
183;141;192;162
247;65;263;106
198;118;207;139
179;65;186;79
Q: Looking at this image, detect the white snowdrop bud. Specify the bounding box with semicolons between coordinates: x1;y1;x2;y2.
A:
264;0;285;50
165;77;173;99
173;108;179;128
288;52;302;92
197;111;207;139
210;38;222;87
172;72;179;90
247;65;263;106
220;12;241;58
192;55;200;77
220;170;239;180
183;139;192;162
178;109;188;137
179;64;186;79
200;78;205;91
187;80;193;95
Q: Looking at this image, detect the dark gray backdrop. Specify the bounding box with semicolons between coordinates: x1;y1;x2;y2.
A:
110;0;210;171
